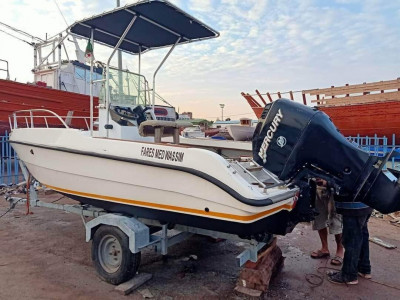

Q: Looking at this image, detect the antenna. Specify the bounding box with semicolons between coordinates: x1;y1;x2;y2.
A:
53;0;69;27
0;21;44;45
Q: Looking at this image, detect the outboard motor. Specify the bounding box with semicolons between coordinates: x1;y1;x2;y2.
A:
252;99;400;214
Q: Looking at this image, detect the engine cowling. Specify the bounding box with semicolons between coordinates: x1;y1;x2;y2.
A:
252;99;400;214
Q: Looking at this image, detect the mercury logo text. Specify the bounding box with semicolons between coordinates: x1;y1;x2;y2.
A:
258;109;284;163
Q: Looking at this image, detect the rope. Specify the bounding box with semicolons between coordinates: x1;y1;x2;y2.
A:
304;263;400;291
304;259;339;287
0;28;34;46
368;279;400;291
51;195;66;203
249;89;303;97
0;21;43;42
0;198;22;219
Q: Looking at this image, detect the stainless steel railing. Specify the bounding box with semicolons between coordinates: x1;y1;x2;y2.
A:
9;109;92;131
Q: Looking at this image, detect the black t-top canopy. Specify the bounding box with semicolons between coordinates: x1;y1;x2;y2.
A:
69;0;219;54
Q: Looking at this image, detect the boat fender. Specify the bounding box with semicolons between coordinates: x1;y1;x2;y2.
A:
85;214;150;253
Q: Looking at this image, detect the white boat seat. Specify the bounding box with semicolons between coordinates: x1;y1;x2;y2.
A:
139;120;192;144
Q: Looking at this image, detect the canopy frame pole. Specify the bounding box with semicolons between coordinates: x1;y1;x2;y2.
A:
138;46;142;105
89;28;94;136
77;22;146;50
105;15;138;137
152;37;181;111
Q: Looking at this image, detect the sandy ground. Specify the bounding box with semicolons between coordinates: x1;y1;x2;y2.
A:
0;192;399;300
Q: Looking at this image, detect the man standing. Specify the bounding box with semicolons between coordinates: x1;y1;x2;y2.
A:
327;198;372;285
310;179;344;266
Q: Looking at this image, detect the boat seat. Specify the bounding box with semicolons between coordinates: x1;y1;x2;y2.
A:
139;120;192;144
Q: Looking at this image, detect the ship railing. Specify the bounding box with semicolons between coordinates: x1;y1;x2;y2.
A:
0;59;10;80
9;109;92;131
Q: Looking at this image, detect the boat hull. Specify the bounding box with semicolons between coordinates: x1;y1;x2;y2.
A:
227;125;256;141
10;128;297;237
63;193;293;237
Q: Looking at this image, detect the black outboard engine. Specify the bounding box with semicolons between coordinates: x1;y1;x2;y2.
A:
252;99;400;214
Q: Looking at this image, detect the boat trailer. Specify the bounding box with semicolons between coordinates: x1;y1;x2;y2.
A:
4;161;271;285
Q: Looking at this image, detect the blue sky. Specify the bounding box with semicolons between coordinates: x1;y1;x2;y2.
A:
0;0;399;120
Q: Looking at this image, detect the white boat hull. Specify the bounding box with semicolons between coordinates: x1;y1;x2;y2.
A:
10;128;297;236
227;125;256;141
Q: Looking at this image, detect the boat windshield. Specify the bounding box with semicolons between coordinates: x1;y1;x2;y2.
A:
100;68;148;107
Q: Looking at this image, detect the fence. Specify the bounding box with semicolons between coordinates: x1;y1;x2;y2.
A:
347;134;399;170
1;131;21;186
0;132;399;185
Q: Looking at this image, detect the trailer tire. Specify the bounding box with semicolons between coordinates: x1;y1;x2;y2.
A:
91;225;141;285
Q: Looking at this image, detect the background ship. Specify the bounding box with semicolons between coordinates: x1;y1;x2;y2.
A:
0;78;98;134
242;78;400;144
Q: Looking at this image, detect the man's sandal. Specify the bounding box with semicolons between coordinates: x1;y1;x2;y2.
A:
311;250;330;259
330;256;343;266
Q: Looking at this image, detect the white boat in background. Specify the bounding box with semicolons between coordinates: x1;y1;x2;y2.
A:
181;125;205;138
211;127;233;140
227;118;256;141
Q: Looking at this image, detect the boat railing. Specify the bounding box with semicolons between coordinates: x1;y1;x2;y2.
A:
0;59;10;80
9;109;92;131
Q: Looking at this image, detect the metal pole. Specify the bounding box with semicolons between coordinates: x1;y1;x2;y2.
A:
90;28;94;136
393;133;396;169
138;46;141;105
105;15;138;137
58;33;62;90
116;0;123;96
33;46;37;70
152;37;181;110
219;104;225;121
36;34;69;69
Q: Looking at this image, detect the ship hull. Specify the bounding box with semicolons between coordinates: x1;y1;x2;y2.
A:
248;101;400;144
0;79;98;134
318;101;400;144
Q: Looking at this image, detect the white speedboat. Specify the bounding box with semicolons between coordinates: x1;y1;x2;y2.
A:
181;125;205;138
9;0;302;238
227;118;256;141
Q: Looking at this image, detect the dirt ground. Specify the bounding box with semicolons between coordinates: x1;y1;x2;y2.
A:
0;192;399;300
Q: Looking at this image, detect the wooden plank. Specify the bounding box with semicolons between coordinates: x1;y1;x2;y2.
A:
302;93;307;105
369;237;397;249
289;91;294;100
115;273;153;295
266;92;273;103
255;89;267;106
311;90;400;106
241;93;262;108
234;286;263;297
277;92;282;99
304;79;400;96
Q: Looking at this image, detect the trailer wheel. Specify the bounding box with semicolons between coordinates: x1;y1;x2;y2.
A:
92;225;141;285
